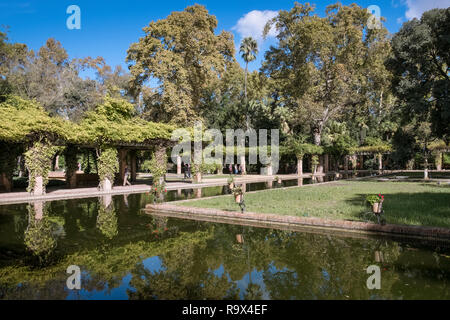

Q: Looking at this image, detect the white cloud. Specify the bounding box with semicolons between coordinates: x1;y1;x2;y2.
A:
404;0;449;19
232;10;279;42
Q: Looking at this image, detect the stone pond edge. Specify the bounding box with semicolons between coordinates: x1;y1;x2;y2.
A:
145;203;450;241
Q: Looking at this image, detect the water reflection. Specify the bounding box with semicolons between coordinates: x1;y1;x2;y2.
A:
0;190;449;300
23;201;58;261
97;195;118;239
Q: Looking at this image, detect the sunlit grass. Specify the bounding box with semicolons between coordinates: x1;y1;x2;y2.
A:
179;181;450;228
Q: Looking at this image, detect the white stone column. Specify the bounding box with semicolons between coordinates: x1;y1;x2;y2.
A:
34;176;44;196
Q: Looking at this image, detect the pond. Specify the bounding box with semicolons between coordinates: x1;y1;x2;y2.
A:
1;190;450;300
165;174;365;201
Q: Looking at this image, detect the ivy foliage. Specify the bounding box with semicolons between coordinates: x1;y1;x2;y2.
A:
24;140;58;193
0;95;176;146
74;96;176;146
97;147;119;187
0;95;72;143
64;145;80;183
282;136;324;159
354;137;392;155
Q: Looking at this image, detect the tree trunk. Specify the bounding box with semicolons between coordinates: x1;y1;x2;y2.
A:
118;149;128;185
378;154;383;174
313;127;323;173
130;151;137;182
244;63;248;102
195;172;202;183
1;173;12;192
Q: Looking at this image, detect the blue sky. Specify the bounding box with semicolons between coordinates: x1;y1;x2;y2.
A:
1;0;448;74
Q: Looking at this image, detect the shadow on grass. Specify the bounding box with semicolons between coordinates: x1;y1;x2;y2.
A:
346;191;450;228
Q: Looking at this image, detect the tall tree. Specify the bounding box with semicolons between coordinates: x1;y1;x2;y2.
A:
262;3;391;148
239;37;258;102
126;4;236;126
388;8;450;143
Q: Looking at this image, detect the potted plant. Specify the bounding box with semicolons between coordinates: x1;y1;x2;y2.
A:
366;194;384;214
232;186;244;203
227;175;235;189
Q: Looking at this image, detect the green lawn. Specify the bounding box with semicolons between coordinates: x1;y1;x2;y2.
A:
179;181;450;228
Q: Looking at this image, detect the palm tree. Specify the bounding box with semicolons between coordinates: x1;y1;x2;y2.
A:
239;37;258;102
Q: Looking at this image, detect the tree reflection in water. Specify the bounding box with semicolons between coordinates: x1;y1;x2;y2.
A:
96;195;118;239
0;193;449;300
24;201;57;263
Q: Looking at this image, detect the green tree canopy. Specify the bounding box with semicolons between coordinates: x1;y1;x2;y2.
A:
388;8;450;142
126;4;236;125
262;3;391;146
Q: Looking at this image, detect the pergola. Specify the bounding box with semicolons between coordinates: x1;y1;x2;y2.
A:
0;95;177;195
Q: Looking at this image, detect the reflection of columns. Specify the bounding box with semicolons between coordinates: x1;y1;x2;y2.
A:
177;188;182;197
176;155;182;175
297;178;303;186
33;201;44;220
266;180;273;189
130;151;137;182
195;188;202;198
101;194;113;208
118;149;128;185
324;154;329;173
375;251;384;263
297;157;303;176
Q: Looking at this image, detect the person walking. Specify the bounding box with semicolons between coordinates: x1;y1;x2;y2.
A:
187;163;191;178
123;165;132;186
183;162;188;179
